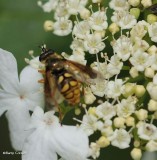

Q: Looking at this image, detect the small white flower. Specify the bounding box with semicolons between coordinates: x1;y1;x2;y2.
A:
89;142;100;159
73;21;90;39
147;82;157;101
84;34;105;54
0;48;44;150
112;35;133;61
54;0;70;19
107;54;123;77
66;0;86;15
68;50;87;65
84;87;96;104
38;0;58;12
130;20;149;40
80;114;103;136
53;18;72;36
116;97;135;118
148;45;157;55
91;61;111;79
153;74;157;85
128;0;140;7
105;79;125;99
101;126;114;138
109;0;130;11
109;129;131;149
129;50;152;72
88;10;108;31
151;54;157;71
118;12;137;29
96;101;116;120
92;0;102;3
141;0;152;8
129;67;139;78
145;140;157;152
137;122;157;140
111;10;137;29
133;38;149;52
90;79;107;97
148;22;157;42
70;38;86;51
22;107;90;160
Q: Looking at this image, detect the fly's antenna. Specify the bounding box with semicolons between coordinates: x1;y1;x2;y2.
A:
38;44;47;53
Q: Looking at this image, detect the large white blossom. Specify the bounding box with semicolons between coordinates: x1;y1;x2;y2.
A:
0;48;44;150
22;107;90;160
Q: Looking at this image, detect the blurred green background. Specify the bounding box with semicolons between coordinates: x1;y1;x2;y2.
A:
0;0;156;160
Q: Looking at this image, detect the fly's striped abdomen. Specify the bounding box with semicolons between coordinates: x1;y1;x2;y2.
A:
56;71;81;105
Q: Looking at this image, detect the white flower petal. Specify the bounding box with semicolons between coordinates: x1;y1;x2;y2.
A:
20;66;43;93
0;48;20;93
22;129;57;160
0;89;26;116
51;126;89;160
19;66;44;110
6;106;31;150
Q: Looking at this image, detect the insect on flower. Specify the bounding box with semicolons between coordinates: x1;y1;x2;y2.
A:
38;45;102;115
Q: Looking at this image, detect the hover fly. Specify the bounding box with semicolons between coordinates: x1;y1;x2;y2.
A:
38;46;101;111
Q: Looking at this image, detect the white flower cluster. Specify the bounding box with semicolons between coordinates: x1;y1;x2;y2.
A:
38;0;157;159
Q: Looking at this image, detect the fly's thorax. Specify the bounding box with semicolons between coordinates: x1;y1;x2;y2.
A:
46;58;64;72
